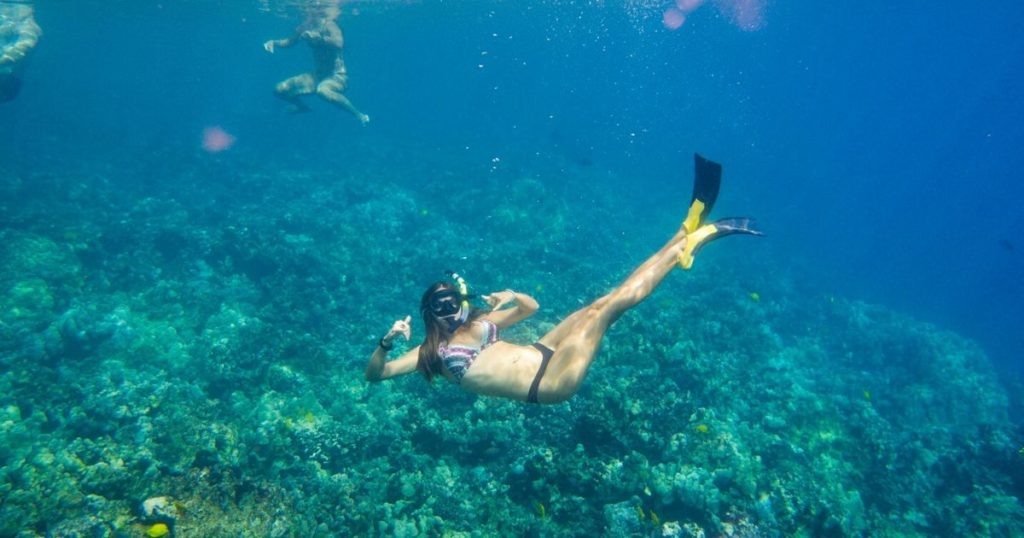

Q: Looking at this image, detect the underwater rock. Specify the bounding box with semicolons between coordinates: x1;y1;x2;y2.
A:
603;499;645;537
47;307;118;361
45;516;120;538
662;520;705;538
3;278;54;328
141;495;178;522
267;363;306;393
2;152;1022;536
0;231;81;283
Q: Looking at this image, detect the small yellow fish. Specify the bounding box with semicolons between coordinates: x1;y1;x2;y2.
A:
695;424;709;434
650;510;660;525
146;523;170;538
535;501;546;518
749;292;760;302
635;505;646;521
863;390;872;401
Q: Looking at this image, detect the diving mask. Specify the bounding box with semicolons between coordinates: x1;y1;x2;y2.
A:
428;289;469;331
428;290;462;317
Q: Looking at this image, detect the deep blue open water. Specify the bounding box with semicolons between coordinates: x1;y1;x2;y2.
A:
1;1;1022;536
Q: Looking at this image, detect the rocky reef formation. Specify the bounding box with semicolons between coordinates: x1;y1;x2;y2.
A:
1;149;1021;537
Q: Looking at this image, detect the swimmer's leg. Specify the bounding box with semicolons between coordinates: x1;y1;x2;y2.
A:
537;226;688;348
533;154;761;403
317;75;369;126
533;232;686;403
536;154;723;349
274;73;316;114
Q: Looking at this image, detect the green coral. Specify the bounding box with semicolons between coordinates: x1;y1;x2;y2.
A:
0;152;1021;537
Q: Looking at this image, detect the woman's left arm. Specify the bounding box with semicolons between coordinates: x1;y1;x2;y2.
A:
482;290;539;329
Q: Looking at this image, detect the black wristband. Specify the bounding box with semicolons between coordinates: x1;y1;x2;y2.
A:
378;337;393;351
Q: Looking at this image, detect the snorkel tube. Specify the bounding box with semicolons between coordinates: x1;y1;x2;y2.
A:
446;269;470;313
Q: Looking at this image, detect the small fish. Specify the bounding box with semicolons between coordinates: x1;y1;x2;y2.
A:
863;390;872;401
146;523;170;538
749;292;761;302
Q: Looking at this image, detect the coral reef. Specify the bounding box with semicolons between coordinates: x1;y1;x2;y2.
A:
0;148;1021;537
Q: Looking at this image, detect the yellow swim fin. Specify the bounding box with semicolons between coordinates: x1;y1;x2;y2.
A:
678;154;763;270
683;154;722;234
678;218;762;269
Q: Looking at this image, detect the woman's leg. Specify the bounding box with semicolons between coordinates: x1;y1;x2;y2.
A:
530;154;760;403
274;73;316;113
316;75;370;125
534;227;689;403
537;222;689;347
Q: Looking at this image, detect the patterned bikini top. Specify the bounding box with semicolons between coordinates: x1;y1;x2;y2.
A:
439;320;500;383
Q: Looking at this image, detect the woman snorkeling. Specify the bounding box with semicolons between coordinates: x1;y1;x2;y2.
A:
365;154;762;404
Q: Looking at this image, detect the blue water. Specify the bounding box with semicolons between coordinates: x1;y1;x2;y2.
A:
5;0;1021;378
3;1;1024;534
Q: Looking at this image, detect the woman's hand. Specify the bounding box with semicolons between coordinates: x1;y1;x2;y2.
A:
483;290;517;311
367;315;414;382
384;315;412;343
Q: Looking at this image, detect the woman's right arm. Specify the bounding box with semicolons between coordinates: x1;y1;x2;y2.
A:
365;344;419;381
263;35;298;53
365;316;419;382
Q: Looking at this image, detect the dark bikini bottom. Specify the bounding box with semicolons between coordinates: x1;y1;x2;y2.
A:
527;343;555;404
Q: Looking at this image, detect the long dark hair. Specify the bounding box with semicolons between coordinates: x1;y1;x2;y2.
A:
416;281;484;382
